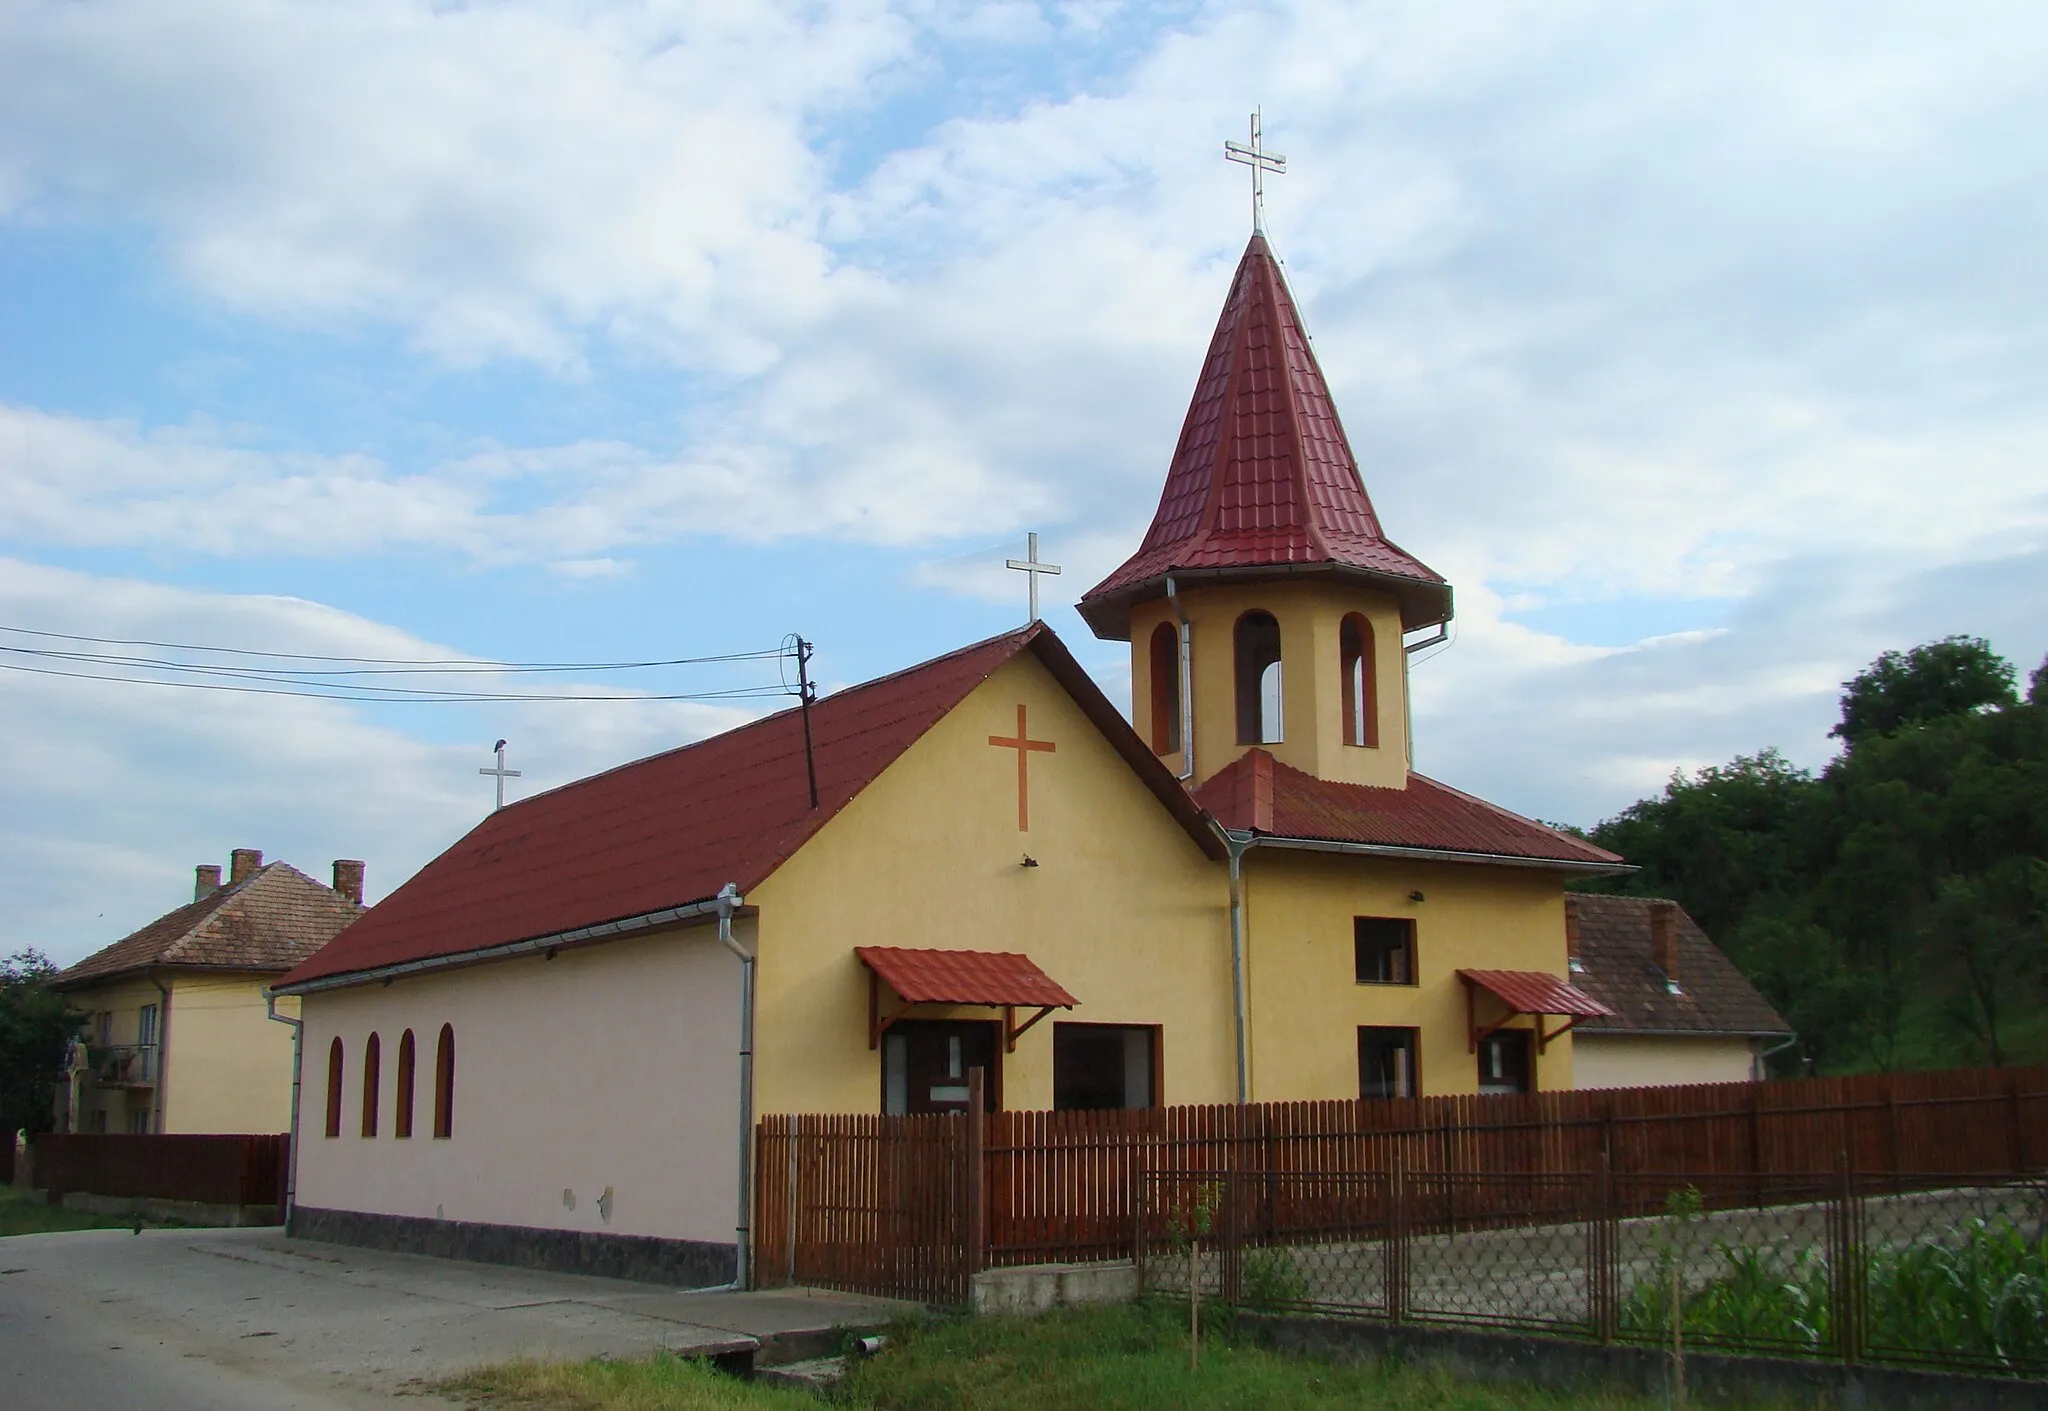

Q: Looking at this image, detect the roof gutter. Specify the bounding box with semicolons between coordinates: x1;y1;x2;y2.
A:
1243;833;1637;878
269;896;739;996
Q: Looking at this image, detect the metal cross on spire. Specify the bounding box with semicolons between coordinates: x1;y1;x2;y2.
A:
1005;532;1062;624
1224;107;1286;234
479;738;522;812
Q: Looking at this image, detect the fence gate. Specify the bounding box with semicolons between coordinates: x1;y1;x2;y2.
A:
756;1113;969;1304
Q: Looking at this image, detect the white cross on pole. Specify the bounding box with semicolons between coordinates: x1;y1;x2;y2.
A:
1224;107;1286;235
479;738;522;811
1005;532;1063;625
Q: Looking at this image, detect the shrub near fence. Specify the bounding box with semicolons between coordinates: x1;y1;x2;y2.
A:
31;1134;287;1210
755;1064;2048;1306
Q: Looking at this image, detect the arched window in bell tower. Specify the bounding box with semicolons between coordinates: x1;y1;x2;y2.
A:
1234;611;1283;745
1341;613;1379;748
1148;622;1181;754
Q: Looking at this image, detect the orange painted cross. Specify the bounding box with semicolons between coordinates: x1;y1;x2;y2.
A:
987;703;1056;831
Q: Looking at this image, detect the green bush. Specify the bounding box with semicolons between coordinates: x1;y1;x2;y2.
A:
1235;1246;1312;1312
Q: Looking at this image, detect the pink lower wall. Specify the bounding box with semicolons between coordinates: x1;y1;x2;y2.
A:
292;922;745;1248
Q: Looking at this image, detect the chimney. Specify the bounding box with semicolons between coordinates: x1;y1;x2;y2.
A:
1650;900;1680;989
194;864;222;901
229;848;263;885
1564;896;1582;970
332;859;366;906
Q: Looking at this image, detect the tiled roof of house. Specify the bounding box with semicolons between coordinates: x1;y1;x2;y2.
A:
1569;894;1791;1037
1078;234;1451;639
1195;748;1625;869
279;625;1224;990
53;863;364;987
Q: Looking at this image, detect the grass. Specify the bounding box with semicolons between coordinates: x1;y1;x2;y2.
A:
444;1302;1678;1411
0;1182;146;1237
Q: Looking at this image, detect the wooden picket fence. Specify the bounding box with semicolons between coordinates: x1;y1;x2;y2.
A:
29;1133;288;1211
754;1064;2048;1303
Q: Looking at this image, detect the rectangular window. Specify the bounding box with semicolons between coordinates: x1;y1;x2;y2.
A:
1053;1024;1159;1111
1354;917;1416;985
96;1011;113;1047
137;1004;159;1047
1357;1027;1419;1100
1477;1030;1533;1095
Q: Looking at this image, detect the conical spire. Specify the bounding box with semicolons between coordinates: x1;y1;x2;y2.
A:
1079;235;1449;640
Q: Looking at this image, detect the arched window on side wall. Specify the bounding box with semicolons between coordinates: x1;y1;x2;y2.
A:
1341;613;1379;748
395;1029;416;1139
1234;611;1283;745
1148;622;1181;754
433;1024;455;1140
324;1037;344;1139
361;1032;381;1137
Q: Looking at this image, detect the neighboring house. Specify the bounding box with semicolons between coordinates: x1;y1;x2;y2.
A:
1566;894;1794;1087
52;850;366;1135
274;231;1654;1284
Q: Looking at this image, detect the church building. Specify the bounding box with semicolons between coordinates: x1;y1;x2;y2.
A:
273;231;1717;1287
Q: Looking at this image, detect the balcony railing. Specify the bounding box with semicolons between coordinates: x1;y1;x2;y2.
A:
86;1044;158;1087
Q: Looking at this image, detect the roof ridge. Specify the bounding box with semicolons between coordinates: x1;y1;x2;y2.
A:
492;624;1044;815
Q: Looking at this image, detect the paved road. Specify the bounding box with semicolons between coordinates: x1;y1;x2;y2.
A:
0;1226;899;1410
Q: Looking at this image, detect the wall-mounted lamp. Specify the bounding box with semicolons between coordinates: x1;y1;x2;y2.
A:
1021;855;1040;868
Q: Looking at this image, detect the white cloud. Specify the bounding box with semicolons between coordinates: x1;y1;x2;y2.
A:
0;558;761;965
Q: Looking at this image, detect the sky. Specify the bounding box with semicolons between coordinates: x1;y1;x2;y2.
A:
4;1;2044;967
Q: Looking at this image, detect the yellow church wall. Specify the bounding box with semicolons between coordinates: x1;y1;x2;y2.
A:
1240;849;1574;1099
1128;581;1409;791
161;975;300;1134
749;651;1237;1116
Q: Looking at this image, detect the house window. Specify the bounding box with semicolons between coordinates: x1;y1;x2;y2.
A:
127;1108;151;1134
361;1032;381;1138
1359;1027;1418;1100
432;1024;455;1139
1478;1030;1533;1095
1148;622;1181;755
96;1011;113;1047
1053;1024;1158;1111
137;1003;159;1049
880;1020;1000;1115
395;1030;416;1139
1234;611;1283;744
91;1109;109;1134
324;1037;344;1138
1340;614;1378;748
1354;917;1416;985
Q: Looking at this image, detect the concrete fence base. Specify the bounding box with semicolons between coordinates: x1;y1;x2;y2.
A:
1245;1313;2048;1411
58;1192;281;1227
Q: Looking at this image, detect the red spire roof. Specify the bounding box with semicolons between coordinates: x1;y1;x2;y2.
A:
1079;234;1450;639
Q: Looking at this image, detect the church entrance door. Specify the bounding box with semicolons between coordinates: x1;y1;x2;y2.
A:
881;1019;1000;1115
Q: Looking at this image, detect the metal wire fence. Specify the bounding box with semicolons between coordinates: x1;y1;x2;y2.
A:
1136;1167;2048;1379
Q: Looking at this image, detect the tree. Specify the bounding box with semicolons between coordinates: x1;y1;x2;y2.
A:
0;951;80;1142
1832;636;2017;748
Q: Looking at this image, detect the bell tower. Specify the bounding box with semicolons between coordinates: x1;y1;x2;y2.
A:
1077;234;1452;792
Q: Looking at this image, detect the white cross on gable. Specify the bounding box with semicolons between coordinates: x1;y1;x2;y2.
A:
1224;108;1286;235
1005;532;1062;625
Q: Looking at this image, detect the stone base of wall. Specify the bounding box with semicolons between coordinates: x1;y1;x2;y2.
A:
972;1260;1140;1315
62;1192;279;1227
1245;1313;2048;1411
289;1206;737;1288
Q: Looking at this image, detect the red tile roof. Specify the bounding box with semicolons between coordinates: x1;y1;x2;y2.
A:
1195;749;1626;869
54;863;364;987
1568;895;1791;1037
279;625;1222;990
1079;234;1450;639
1459;969;1614;1020
858;947;1078;1009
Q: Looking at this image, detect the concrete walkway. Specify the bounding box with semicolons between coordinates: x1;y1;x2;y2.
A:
0;1226;905;1410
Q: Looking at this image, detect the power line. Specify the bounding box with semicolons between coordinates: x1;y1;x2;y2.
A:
0;623;787;671
0;658;797;705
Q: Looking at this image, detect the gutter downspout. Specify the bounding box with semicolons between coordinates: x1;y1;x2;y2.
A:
1166;574;1194;782
150;974;172;1135
1756;1031;1799;1081
713;883;753;1289
1225;833;1254;1104
264;991;302;1224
